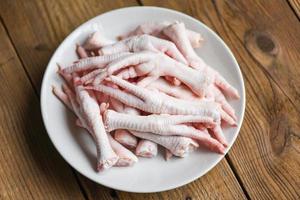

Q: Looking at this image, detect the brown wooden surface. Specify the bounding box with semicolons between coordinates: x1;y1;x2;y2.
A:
0;0;246;199
81;160;245;200
141;0;300;199
0;20;85;200
288;0;300;18
0;0;299;199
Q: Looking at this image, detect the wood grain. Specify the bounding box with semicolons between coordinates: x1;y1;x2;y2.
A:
288;0;300;18
0;0;247;199
0;0;137;199
78;160;246;200
0;21;85;200
0;0;137;92
117;160;245;200
141;0;300;199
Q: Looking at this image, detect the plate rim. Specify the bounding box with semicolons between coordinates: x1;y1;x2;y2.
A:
40;6;246;193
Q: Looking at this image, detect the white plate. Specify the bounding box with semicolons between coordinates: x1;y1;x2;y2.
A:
41;6;245;193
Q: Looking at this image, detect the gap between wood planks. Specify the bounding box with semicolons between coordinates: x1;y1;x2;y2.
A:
225;155;251;200
0;16;37;96
0;14;91;200
195;1;251;198
286;0;300;21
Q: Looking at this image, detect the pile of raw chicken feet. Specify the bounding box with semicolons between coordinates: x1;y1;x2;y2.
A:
53;21;240;172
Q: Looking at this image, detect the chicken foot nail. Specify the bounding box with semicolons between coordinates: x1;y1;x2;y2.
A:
135;139;158;158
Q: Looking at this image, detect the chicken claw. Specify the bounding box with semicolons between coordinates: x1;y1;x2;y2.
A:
87;76;226;123
120;21;204;48
93;51;212;97
163;22;239;99
103;110;225;154
131;131;199;157
99;34;188;65
135;140;158;158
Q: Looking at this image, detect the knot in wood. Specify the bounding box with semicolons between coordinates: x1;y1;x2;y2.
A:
34;43;49;51
244;29;279;66
185;196;192;200
256;34;275;53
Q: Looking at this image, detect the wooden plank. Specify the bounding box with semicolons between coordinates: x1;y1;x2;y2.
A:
117;160;245;199
78;160;246;200
0;0;138;91
0;0;137;199
77;176;116;200
141;0;300;199
78;159;246;199
287;0;300;18
0;22;85;200
0;0;134;199
0;0;247;199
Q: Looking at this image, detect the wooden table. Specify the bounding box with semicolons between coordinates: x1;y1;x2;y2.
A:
0;0;299;199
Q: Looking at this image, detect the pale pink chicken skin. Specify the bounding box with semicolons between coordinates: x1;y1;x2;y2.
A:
76;44;89;59
57;65;73;87
75;86;119;171
110;98;138;149
60;80;118;171
165;149;173;161
120;21;203;48
89;77;230;146
110;97;158;153
60;61;234;151
146;78;236;120
92;51;212;98
53;21;241;170
162;22;239;99
112;83;198;158
135;139;158;158
114;130;137;149
54;84;138;168
99;34;187;87
120;104;159;156
63;74;118;171
146;77;198;101
119;23;200;87
102;109;225;154
83;31;115;50
99;34;188;65
107;134;138;166
76;119;138;167
110;97;206;154
145;79;229;146
61;52;131;74
163;22;204;70
95;92;109;105
131;131;199;157
87;76;236;126
52;85;73;111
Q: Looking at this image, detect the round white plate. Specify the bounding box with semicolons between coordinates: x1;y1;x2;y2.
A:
41;6;245;193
